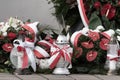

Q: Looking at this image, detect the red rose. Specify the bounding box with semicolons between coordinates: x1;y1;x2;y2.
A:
99;38;110;50
86;50;98;62
88;31;100;41
7;32;17;40
94;1;101;9
81;41;94;49
2;43;13;52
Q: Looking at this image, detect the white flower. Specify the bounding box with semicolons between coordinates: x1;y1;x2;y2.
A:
8;17;23;29
0;22;5;29
1;22;10;33
2;32;7;37
0;22;5;33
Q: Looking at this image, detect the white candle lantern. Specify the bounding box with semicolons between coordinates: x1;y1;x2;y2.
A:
107;36;119;75
49;34;73;74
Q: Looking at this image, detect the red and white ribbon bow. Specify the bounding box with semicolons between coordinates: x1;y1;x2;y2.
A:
16;46;29;69
33;40;54;58
49;44;72;69
12;38;36;72
77;0;89;27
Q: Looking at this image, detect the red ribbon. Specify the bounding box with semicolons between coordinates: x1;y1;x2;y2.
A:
25;37;34;42
17;46;28;69
37;41;51;49
22;25;35;42
33;49;46;59
77;0;89;27
49;45;71;69
107;56;118;61
74;33;82;48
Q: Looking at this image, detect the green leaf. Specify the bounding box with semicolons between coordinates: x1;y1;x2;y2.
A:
102;16;111;30
89;12;102;30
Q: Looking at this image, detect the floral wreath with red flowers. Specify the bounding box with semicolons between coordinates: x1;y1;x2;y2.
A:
73;0;120;64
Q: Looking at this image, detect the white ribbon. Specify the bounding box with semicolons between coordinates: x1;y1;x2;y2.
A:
10;38;36;72
77;0;89;28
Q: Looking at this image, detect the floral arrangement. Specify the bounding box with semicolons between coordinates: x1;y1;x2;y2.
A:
49;0;120;74
75;0;120;58
0;17;55;72
83;0;120;30
0;17;25;72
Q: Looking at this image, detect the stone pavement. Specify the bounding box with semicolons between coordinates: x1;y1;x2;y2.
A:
0;73;120;80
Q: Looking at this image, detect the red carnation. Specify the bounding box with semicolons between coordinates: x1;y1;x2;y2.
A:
88;31;100;41
86;50;98;62
99;38;110;50
81;41;94;49
2;43;13;52
7;32;17;40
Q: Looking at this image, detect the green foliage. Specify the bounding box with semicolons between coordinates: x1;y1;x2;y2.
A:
89;12;102;29
49;0;80;26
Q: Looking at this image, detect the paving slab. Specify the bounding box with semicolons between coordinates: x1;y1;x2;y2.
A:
41;74;74;80
15;74;47;80
95;75;120;80
69;74;101;80
1;73;120;80
0;73;20;80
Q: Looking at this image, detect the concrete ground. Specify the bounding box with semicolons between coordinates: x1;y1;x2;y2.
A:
0;73;120;80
